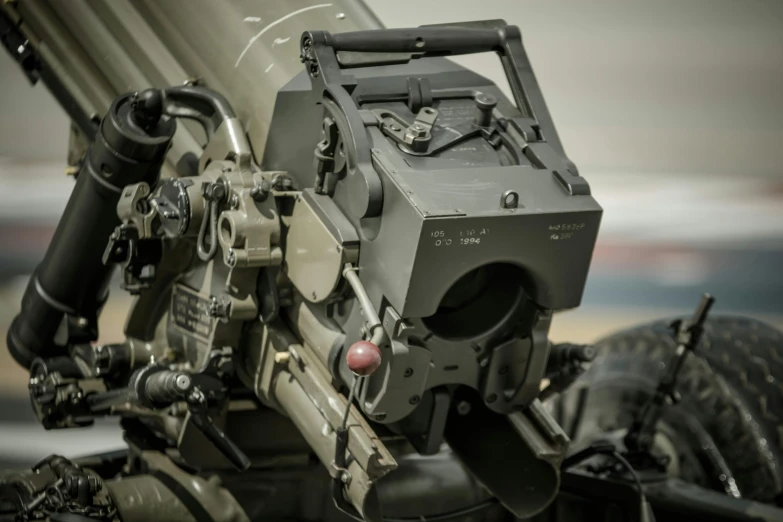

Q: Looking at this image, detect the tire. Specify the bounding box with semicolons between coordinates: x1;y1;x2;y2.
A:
557;316;783;504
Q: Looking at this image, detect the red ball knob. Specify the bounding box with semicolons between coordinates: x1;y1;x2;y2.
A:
346;341;382;376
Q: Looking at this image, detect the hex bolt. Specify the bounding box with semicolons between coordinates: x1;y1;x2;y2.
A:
251;180;272;202
406;125;427;138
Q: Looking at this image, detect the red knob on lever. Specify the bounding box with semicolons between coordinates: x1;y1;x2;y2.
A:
346;340;382;376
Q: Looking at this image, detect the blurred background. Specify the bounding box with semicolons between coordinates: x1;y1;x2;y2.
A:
0;0;781;466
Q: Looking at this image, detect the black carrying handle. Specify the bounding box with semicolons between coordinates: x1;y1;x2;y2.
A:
309;24;537;122
325;27;504;56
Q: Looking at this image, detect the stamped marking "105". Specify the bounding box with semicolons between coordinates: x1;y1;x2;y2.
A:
430;228;490;247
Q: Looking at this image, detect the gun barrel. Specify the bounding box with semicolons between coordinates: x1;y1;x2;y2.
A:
6;0;382;164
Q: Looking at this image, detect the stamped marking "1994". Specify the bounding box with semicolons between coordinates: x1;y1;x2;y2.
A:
430;228;490;247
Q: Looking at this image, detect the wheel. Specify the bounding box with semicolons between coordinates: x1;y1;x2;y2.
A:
556;316;783;504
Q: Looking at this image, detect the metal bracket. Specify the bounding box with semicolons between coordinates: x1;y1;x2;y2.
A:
374;107;439;153
116;183;156;239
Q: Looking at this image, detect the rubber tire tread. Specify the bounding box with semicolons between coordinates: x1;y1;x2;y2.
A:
579;315;783;502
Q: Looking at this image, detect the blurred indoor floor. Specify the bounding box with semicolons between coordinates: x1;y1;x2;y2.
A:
0;0;781;468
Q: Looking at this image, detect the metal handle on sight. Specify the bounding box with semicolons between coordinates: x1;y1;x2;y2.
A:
326;27;503;55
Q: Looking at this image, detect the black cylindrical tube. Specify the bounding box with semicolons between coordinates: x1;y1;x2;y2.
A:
7;90;175;368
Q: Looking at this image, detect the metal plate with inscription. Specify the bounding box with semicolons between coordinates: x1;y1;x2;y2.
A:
170;284;213;342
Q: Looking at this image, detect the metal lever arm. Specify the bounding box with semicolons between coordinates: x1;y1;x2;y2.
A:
624;294;716;452
133;365;251;471
186;389;251;471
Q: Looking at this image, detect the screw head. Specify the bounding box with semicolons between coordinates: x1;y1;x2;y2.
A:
375;413;387;421
456;401;472;416
175;374;192;391
475;93;498;110
486;393;498;404
499;365;509;375
409;395;420;405
403;367;414;378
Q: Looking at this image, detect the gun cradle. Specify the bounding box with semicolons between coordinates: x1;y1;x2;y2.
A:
2;14;602;522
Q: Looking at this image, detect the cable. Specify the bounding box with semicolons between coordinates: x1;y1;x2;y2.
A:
333;498;499;522
609;451;644;499
562;443;653;522
383;499;498;522
604;450;654;522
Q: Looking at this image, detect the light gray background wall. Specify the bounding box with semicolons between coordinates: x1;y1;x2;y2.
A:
3;0;783;176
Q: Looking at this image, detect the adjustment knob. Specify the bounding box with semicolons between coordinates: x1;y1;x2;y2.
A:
346;340;382;376
474;93;497;127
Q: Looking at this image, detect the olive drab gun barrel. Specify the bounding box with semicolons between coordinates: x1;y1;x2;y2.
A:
1;1;383;167
1;2;603;521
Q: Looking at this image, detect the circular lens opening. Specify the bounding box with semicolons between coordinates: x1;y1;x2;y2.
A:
422;263;525;340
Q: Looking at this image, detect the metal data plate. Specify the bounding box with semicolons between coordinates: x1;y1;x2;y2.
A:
170;283;214;343
285;196;350;303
